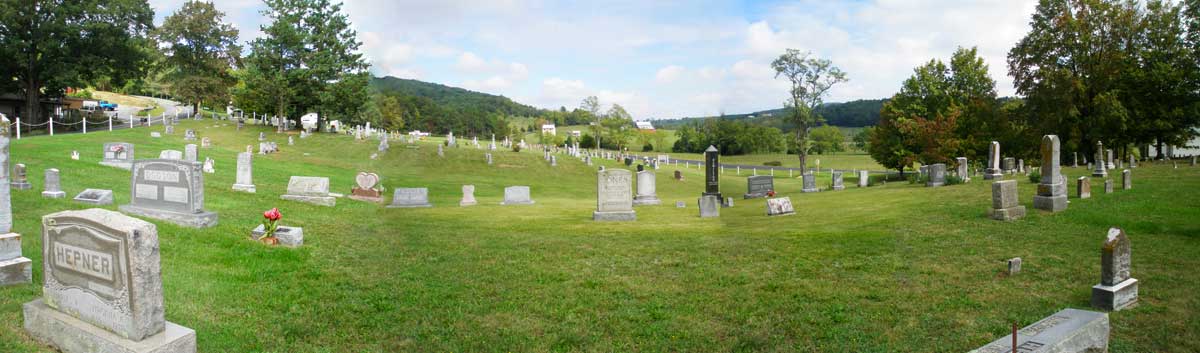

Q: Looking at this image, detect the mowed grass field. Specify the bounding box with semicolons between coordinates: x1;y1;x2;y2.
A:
1;120;1198;352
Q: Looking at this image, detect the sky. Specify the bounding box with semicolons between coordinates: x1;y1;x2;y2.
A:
150;0;1041;120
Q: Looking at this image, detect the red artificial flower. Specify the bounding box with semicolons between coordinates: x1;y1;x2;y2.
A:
263;208;281;221
767;190;776;197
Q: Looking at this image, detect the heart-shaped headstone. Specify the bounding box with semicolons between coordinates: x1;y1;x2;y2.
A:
356;172;379;189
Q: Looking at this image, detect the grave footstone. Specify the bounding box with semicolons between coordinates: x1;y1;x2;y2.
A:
1077;177;1091;199
1092;141;1108;177
1033;135;1067;212
802;173;819;193
594;169;636;221
0;116;32;286
73;189;114;205
387;188;433;208
349;172;383;203
967;308;1108;353
857;170;869;187
11;163;31;190
1121;169;1131;190
280;176;336;207
119;159;218;228
23;208;197;352
988;180;1025;221
984;141;1003;179
459;185;477;206
743;175;774;199
100;142;135;170
42;169;66;198
1091;228;1138;311
831;171;844;190
633;171;661;206
723;197;733;208
766;197;795;216
501;186;535;205
926;163;946;187
232;152;256;193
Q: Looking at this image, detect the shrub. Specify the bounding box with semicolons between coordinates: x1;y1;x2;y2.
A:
763;161;783;167
642;143;654;152
1029;169;1041;184
908;173;929;185
945;175;963;185
512;144;522;152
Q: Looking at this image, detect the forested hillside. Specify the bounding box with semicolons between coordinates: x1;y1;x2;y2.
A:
367;76;549;136
655;99;886;131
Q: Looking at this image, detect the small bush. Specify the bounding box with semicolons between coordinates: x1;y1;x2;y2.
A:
1029;170;1041;183
512;145;522;152
642;143;653;152
908;173;929;185
945;175;964;185
763;161;782;167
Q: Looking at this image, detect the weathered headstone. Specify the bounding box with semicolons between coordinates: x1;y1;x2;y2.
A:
159;150;183;160
594;169;636;221
1128;154;1136;168
633;171;661;206
1007;257;1022;275
73;189;114;205
1121;169;1131;190
984;141;1003;179
231;152;256;193
150;132;161;138
802;173;819;193
1092;228;1138;311
1073;152;1079;167
1033;135;1067;212
1003;157;1016;174
988;180;1026;221
501;186;535;205
201;137;211;148
10;163;31;190
119;159;218;228
24;208;197;352
387;188;433;208
258;132;266;141
349;172;383;203
1018;159;1024;173
288;136;294;146
765;197;795;216
459;185;477;206
486;153;493;165
1103;179;1113;193
703;146;721;199
550;155;557;167
183;129;196;140
184;144;198;162
164;125;174;135
674;170;683;181
1077;177;1091;199
831;171;845;190
100;142;135;170
723;197;734;208
0;115;32;286
42;168;66;198
202;157;214;174
1092;141;1108;177
967;308;1109;353
743;175;774;199
1105;149;1115;170
437;144;444;157
927;163;946;187
956;157;970;182
857;170;869;187
71;151;79;160
697;194;720;218
281;176;336;206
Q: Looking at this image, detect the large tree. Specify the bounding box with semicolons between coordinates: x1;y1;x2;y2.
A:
157;1;241;114
771;49;848;172
0;0;154;122
1125;1;1200;158
240;0;369;131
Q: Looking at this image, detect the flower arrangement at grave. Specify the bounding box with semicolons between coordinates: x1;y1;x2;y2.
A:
767;190;776;198
256;208;282;245
109;144;125;153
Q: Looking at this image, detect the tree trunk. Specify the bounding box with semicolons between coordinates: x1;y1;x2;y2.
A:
1155;139;1164;160
23;81;41;126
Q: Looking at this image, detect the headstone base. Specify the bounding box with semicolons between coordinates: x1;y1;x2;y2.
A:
832;185;845;190
1092;171;1108;177
23;299;196;353
42;191;67;198
925;181;944;187
500;200;535;206
988;206;1026;221
698;195;720;218
801;187;820;193
632;196;661;206
11;182;31;190
99;161;133;170
1091;278;1138;311
1032;195;1068;212
117;205;218;228
593;210;636;221
967;308;1108;353
232;184;256;193
459;200;477;207
281;194;336;207
0;255;32;286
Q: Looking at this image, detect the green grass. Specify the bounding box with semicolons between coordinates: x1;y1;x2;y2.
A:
1;121;1198;352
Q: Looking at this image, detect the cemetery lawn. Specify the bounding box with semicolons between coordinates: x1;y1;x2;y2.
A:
2;121;1199;352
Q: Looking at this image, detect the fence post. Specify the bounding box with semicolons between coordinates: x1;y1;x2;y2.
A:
49;116;54;136
15;118;20;139
130;115;134;129
109;116;113;131
83;117;87;134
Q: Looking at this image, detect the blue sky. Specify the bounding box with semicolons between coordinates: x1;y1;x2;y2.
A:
152;0;1039;119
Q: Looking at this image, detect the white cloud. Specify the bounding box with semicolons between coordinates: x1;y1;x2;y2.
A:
456;52;486;71
655;65;685;84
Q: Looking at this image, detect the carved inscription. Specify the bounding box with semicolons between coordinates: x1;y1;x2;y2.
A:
53;242;114;281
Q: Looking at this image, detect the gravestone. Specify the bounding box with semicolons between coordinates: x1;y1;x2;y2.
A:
675;201;685;208
73;189;114;205
387;188;433;208
857;170;869;187
183;129;196;140
119;159;218;228
11;163;31;189
1077;177;1091;199
200;137;211;149
232;152;256;193
159;150;183;160
1121;169;1131;190
984;141;1003;179
703;145;721;200
288;136;294;146
1033;135;1067;212
280;176;336;206
766;197;795;216
550;155;557;167
1102;179;1113;194
967;308;1109;353
24;208;197;352
633;171;661;206
831;171;844;190
1092;228;1138;311
1018;159;1024;173
349;172;383;203
674;170;683;181
743;175;774;199
42;168;66;198
723;197;734;208
71;151;79;160
1007;257;1022;275
378;135;389;152
698;194;720;218
988;180;1025;221
1003;157;1016;174
202;157;214;174
926;163;946;187
636;164;644;172
486;153;493;165
1192;155;1196;166
460;185;477;206
1128;154;1136;168
501;186;535;205
1106;149;1115;170
594;169;636;221
0;116;32;286
100;142;135;170
184;144;198;162
802;173;819;193
150;132;161;138
956;157;970;182
437;144;444;157
258;132;266;141
1073;152;1079;167
1092;141;1108;177
164;125;174;135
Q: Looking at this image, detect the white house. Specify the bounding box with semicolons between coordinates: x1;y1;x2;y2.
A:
570;130;582;137
635;121;655;131
541;124;557;136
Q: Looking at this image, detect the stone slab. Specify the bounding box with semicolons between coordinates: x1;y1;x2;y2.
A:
251;224;303;248
43;191;67;198
968;308;1109;353
766;197;795;216
73;189;114;205
387;188;433;208
593;211;637;221
23;299;196;353
0;256;32;286
1032;195;1068;212
988;206;1026;221
117;205;218;228
280;194;336;206
0;232;21;260
231;184;256;193
698;195;720;218
1091;278;1138;311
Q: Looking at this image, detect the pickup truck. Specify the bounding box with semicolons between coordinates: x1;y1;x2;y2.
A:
98;101;118;111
